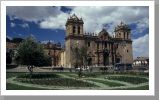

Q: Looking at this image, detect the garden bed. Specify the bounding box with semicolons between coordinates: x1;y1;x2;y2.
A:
105;76;148;84
15;78;98;87
17;73;60;79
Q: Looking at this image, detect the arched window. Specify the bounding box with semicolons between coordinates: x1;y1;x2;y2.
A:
105;42;107;47
48;50;51;55
78;26;80;34
73;26;76;33
88;42;90;47
124;32;125;38
127;33;129;39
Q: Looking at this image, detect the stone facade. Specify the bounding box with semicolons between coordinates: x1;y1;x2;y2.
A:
44;41;62;67
62;14;133;68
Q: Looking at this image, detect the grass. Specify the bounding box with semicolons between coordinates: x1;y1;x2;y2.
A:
106;76;148;84
6;72;28;79
64;74;77;77
17;78;98;87
111;85;149;90
6;72;149;90
6;83;49;90
86;79;125;87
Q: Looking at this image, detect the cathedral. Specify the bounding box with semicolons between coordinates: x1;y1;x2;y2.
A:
60;14;133;68
6;14;133;68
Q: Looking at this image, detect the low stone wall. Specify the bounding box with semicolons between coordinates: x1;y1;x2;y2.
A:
6;65;18;69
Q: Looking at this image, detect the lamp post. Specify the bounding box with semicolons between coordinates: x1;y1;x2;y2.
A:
121;40;126;71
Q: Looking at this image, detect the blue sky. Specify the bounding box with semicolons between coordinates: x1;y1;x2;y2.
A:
6;6;149;59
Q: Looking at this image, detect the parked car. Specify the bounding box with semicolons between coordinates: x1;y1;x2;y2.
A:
114;63;133;71
75;66;89;71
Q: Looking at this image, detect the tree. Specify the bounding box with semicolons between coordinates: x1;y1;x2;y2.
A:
11;38;24;43
6;37;11;42
14;35;51;78
71;45;89;77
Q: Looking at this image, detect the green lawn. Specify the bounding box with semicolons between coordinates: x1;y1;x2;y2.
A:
6;83;49;90
85;79;125;87
6;72;149;90
110;85;149;90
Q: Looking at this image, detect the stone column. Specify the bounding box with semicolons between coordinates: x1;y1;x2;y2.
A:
70;25;72;34
80;25;83;35
109;53;112;66
128;32;131;39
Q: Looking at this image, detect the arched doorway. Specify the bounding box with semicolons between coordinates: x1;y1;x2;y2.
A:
88;58;92;66
103;53;109;66
116;58;120;63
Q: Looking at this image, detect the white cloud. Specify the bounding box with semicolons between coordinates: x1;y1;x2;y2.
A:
10;23;16;27
131;17;149;34
7;36;12;40
39;12;69;30
6;6;149;35
19;23;29;28
132;34;149;58
69;6;149;35
7;6;61;22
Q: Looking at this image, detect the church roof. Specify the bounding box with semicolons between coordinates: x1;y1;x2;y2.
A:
71;14;78;19
98;28;112;38
133;57;149;61
70;14;79;20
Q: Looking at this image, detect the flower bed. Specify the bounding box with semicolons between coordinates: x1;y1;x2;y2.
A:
105;76;148;84
17;78;98;87
17;73;60;78
101;71;149;76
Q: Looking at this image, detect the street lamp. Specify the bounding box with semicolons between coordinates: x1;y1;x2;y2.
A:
121;40;126;71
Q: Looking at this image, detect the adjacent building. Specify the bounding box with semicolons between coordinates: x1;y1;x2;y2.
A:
133;57;149;66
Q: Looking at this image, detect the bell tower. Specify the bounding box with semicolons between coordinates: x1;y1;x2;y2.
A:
65;14;84;37
114;21;133;64
114;21;131;40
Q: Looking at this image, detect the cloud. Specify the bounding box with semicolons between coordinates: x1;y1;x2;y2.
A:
68;6;149;35
132;34;149;58
19;23;29;28
39;12;69;30
131;17;149;34
7;36;12;40
6;6;149;35
6;6;61;22
10;23;16;27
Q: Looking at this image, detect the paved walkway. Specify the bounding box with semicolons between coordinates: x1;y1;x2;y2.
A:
6;66;144;73
6;66;54;72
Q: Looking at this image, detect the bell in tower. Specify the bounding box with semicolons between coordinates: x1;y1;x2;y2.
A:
114;21;131;40
65;14;84;37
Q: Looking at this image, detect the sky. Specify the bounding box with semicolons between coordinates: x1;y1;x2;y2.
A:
6;6;149;59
